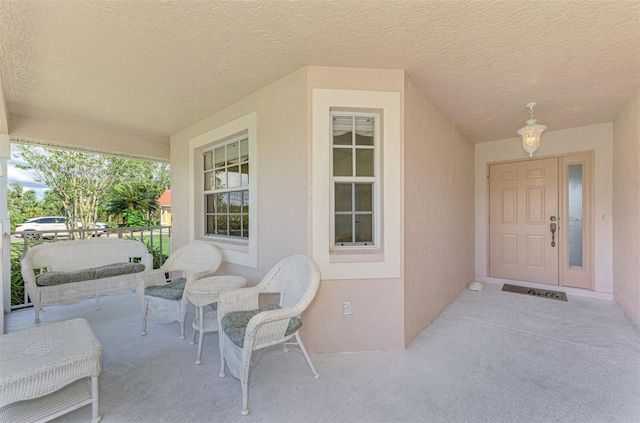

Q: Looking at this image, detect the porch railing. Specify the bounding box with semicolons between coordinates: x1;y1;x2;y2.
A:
9;225;171;310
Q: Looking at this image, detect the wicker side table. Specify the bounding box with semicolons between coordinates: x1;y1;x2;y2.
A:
0;318;103;423
186;275;247;364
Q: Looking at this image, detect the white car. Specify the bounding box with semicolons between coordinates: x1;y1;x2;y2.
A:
15;217;110;240
14;216;69;240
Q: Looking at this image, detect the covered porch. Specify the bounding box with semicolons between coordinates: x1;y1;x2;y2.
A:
0;2;639;420
5;283;638;422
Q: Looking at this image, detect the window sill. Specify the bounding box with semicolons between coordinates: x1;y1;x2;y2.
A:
329;248;384;263
200;235;249;253
197;236;256;268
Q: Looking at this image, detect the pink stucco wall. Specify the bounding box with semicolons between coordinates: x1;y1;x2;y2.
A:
170;66;476;353
613;89;640;331
304;67;406;353
403;76;475;346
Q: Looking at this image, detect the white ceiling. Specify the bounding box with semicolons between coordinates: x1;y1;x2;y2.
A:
1;1;638;144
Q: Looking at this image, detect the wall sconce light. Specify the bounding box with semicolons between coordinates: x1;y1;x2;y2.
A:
517;102;546;158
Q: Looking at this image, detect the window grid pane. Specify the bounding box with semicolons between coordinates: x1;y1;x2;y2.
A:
355;116;374;146
332;113;377;247
203;136;250;240
333;182;375;246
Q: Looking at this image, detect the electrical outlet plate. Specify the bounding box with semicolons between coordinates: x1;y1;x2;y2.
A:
343;301;352;315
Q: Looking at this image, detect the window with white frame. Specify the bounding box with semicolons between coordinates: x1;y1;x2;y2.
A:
331;113;378;247
190;112;257;268
312;89;400;280
203;136;250;239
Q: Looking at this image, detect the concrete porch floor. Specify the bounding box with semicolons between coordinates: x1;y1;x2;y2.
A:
4;282;639;423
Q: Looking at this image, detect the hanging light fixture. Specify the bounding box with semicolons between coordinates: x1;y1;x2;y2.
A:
517;102;546;157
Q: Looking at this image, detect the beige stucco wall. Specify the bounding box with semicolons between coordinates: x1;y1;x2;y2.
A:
612;90;640;330
170;66;406;353
170;67;309;282
304;67;405;353
403;76;475;346
475;123;614;294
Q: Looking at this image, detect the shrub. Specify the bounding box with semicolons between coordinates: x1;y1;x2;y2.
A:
10;244;26;306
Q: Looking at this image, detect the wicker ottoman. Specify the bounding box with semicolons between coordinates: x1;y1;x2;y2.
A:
0;318;103;423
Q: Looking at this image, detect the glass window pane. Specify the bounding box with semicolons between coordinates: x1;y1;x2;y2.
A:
204;151;214;171
206;194;215;213
242;215;249;238
228;165;241;188
206;215;215;235
214;147;226;169
568;164;583;269
355;149;374;176
335;215;353;244
227;141;239;165
355;116;374;146
334;132;352;145
205;136;251;240
215;169;226;189
355;183;373;211
217;193;228;213
229;215;242;237
333;148;353;176
204;171;214;191
229;191;242;213
355;214;373;243
240;138;249;163
333;116;353;146
241;163;249;187
217;215;228;236
335;183;352;212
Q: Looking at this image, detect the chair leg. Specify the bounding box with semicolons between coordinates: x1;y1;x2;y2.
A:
219;337;227;378
241;380;250;416
190;307;199;345
34;306;41;323
196;306;205;365
179;304;187;340
95;294;101;310
295;332;320;379
141;300;148;336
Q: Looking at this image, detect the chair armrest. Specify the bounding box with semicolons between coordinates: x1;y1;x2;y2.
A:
244;307;299;349
20;260;38;299
141;252;154;271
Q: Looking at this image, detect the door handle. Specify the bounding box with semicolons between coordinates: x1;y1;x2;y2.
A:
550;221;557;247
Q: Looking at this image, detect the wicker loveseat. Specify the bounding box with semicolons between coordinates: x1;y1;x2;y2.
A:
21;238;153;323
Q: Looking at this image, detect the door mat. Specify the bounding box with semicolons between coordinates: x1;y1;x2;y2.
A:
502;284;567;302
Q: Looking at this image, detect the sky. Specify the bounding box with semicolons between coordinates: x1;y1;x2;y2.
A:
8;144;49;199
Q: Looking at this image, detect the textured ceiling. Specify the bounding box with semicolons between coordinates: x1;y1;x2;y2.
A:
0;1;638;144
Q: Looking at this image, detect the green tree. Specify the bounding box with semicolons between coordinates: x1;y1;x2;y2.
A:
107;179;164;226
7;183;29;230
7;183;46;229
41;190;64;216
14;145;170;230
16;146;131;232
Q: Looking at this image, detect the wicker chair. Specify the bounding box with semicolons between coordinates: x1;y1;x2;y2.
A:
217;255;321;415
137;241;222;339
